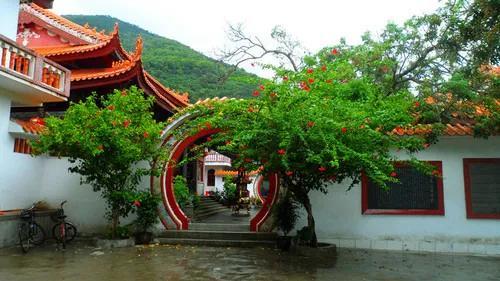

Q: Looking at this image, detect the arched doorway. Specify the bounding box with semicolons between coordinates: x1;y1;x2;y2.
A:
151;115;280;232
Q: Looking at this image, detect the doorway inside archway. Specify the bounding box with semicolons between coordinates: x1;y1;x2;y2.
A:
154;128;279;232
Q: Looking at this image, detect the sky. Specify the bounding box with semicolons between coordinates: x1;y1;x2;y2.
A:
53;0;442;76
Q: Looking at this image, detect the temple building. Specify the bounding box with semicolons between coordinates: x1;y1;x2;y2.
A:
14;0;189;120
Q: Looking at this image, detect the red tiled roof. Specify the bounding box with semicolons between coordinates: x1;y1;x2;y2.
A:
391;123;475;136
26;3;111;41
14;118;46;135
31;24;123;58
70;36;143;82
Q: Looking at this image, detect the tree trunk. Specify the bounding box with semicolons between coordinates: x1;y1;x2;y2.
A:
303;196;318;247
111;208;119;240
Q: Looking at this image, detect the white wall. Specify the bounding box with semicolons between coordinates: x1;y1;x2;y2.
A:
307;136;500;255
0;0;20;40
203;165;256;197
0;94;46;211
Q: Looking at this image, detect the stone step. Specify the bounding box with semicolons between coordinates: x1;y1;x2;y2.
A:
196;202;226;209
192;209;228;221
159;230;277;241
189;223;249;232
157;238;276;248
195;204;228;212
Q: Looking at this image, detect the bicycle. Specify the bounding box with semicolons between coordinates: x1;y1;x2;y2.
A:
52;200;77;249
18;203;46;253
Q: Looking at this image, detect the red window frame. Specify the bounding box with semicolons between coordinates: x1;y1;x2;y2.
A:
463;158;500;219
361;161;444;215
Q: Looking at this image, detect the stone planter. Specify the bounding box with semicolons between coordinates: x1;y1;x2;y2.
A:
95;238;135;249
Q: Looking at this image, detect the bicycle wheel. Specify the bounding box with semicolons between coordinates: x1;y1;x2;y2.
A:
18;223;31;253
52;222;77;243
31;222;46;246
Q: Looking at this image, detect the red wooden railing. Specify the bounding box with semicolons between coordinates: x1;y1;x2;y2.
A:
0;34;70;98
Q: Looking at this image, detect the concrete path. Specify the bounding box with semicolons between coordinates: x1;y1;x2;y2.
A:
0;242;499;280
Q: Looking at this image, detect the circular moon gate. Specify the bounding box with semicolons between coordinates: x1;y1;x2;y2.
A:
151;115;280;232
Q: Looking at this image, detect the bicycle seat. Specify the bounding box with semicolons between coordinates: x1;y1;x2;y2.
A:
20;210;32;219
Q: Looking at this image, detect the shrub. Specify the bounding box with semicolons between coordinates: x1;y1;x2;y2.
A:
173;175;190;209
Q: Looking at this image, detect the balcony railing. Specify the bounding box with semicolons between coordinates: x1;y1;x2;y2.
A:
0;33;70;99
205;152;232;164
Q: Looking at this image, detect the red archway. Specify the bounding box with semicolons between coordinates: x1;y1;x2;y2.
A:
154;128;279;231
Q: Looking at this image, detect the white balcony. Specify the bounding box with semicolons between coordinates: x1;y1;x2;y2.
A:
0;33;70;106
204;151;232;167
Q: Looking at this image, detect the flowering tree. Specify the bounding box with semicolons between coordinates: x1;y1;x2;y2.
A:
171;49;439;247
32;86;165;238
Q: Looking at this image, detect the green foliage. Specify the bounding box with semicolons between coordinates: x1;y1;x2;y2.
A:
63;15;264;100
32;86;165;238
191;193;201;209
131;191;161;233
273;193;300;236
173;175;190;209
222;176;237;205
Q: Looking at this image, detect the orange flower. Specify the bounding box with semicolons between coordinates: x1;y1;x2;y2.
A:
252;90;260;97
123;120;131;128
321;65;327;71
205;122;212;129
395;126;405;135
133;200;141;207
318;167;327;172
390;171;397;177
259;85;265;90
97;145;104;151
308;78;315;84
307;121;315;128
331;48;339;55
121;90;127;96
270;92;278;99
277;149;286;155
341;127;347;133
285;171;294;176
326;79;333;84
307;68;314;74
414;101;421;108
143;131;149;138
107;105;115;111
283;76;289;81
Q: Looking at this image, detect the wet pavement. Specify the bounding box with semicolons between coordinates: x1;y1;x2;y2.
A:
0;242;499;281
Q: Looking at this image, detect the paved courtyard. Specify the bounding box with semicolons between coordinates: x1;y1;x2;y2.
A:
0;242;499;281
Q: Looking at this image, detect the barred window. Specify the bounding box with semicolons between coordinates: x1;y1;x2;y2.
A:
362;161;444;215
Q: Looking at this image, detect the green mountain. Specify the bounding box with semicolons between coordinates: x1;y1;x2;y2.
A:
63;15;262;101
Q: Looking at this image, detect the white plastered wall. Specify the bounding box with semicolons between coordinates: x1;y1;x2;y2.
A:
306;136;500;255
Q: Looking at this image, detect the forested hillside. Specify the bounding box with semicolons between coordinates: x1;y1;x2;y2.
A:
63;15;262;101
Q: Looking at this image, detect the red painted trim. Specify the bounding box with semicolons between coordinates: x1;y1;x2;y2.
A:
463;158;500;219
250;173;279;232
255;176;265;203
361;161;445;216
161;128;221;230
